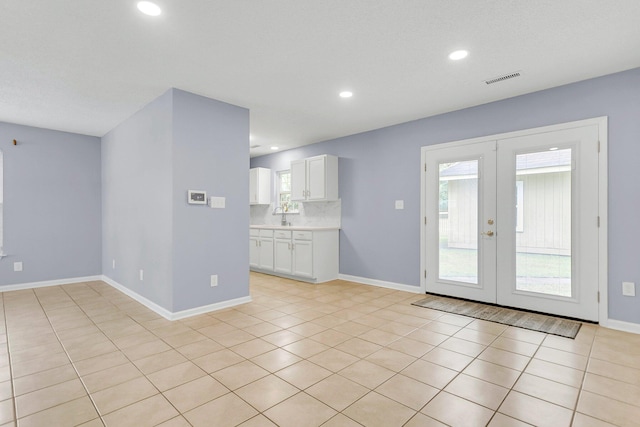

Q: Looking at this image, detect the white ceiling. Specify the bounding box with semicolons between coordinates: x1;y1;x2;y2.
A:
1;1;639;157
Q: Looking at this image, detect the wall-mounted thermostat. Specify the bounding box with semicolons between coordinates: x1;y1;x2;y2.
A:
188;190;207;205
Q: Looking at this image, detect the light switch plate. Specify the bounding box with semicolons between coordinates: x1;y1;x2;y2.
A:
622;282;636;297
14;262;23;272
210;275;218;287
395;200;404;210
209;196;226;209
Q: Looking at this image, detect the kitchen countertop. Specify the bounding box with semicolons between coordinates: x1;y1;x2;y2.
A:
250;225;340;231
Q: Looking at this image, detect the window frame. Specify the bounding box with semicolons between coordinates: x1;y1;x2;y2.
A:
276;170;299;213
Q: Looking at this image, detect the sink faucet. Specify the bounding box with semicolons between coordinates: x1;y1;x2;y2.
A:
273;206;288;226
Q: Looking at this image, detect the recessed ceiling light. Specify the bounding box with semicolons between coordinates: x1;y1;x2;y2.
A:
270;146;279;151
137;1;162;16
549;147;559;151
448;50;469;60
339;91;353;98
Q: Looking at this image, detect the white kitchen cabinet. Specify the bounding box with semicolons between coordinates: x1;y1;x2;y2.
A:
290;160;307;201
250;167;271;205
291;155;338;202
249;235;260;268
292;232;313;278
249;229;274;270
250;227;338;283
274;237;293;274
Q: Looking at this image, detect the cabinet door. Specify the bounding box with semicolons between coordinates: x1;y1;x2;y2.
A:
249;237;260;268
259;237;274;271
249;168;258;204
293;240;313;277
306;156;326;200
290;159;307;201
256;168;271;204
274;239;293;274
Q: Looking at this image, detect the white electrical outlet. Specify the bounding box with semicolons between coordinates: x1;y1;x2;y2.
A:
139;270;144;281
622;282;636;297
112;259;116;269
14;262;23;272
210;275;218;287
395;200;404;210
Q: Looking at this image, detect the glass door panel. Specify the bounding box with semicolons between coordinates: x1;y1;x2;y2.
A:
438;161;478;284
424;140;497;304
496;124;599;321
514;149;572;297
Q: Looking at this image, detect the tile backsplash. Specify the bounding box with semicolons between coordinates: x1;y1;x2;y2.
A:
250;200;341;228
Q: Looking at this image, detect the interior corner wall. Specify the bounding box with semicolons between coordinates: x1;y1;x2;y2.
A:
0;121;101;286
101;90;174;310
251;67;640;325
171;89;250;312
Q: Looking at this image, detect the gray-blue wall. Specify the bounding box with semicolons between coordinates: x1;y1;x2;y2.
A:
102;88;249;313
0;122;101;286
252;67;640;325
102;90;174;309
171;89;250;311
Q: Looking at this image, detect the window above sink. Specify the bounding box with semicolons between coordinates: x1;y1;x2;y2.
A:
276;170;299;213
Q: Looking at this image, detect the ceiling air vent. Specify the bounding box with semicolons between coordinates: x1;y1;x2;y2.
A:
484;71;521;85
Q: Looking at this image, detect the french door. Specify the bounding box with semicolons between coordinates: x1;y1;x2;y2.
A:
422;121;603;321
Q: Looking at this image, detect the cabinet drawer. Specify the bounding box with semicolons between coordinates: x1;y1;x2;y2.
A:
250;229;260;237
274;230;292;239
293;231;312;241
259;229;274;238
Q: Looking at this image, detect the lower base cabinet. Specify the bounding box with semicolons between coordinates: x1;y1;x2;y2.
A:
250;228;338;283
274;237;293;274
249;229;274;270
292;238;313;277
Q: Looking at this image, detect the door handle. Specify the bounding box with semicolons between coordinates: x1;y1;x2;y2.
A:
481;231;495;237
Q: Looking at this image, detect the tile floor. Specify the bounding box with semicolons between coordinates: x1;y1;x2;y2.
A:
0;272;639;426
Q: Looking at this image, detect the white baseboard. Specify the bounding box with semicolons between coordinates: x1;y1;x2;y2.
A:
338;274;422;294
101;275;174;320
603;318;640;335
170;296;253;320
0;275;103;292
101;275;252;321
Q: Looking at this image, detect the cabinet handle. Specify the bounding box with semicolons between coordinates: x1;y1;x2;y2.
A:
291;243;295;250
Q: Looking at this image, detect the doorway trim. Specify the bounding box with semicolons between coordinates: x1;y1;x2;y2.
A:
420;116;608;324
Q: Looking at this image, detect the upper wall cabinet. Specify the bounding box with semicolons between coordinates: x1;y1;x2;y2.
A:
291;155;338;202
250;167;271;205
